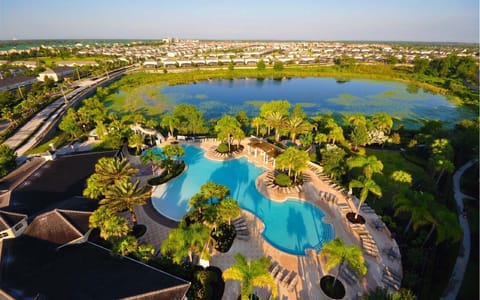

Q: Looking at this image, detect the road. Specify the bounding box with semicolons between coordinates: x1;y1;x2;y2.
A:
440;159;478;300
3;66;133;159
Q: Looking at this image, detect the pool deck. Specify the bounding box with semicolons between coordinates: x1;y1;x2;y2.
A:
137;138;402;300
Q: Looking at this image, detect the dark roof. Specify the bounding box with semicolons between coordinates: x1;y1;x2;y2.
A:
57;209;91;234
0;211;26;231
9;151;115;216
0;237;190;300
0;75;36;89
23;209;88;245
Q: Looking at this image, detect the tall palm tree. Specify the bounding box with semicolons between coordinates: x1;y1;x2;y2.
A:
161;223;210;264
349;176;382;219
346;113;367;127
321;238;367;287
315;132;328;147
393;191;434;234
200;181;230;204
265;111;287;141
128;133;144;155
419;203;462;247
160;113;177;137
286;116;312;142
275;147;310;182
370;112;393;135
251;117;264;137
347;155;384;179
141;148;163;175
217;199;241;225
223;253;277;300
327;125;344;145
101;179;151;224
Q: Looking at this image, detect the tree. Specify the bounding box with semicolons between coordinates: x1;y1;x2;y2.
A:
113;235;138;256
321;146;347;180
273;61;284;71
173;104;205;135
216;199;241;225
223;253;277;300
161;223;210;264
256;60;266;70
350;124;368;151
393;191;435;234
236;111;250;131
160;113;178;137
59;108;83;139
0;144;16;177
265;111;286;141
346;113;367;127
128;133;144;155
251;117;264;136
275;147;310;182
315;132;328;147
162;144;185;161
215;115;244;152
419;203;461;246
370;113;393;135
390;170;412;186
141;148;163;175
83;157;138;199
321;238;367;287
349;176;382;219
259;100;290;135
200;181;230;204
286;116;312;142
89;206;130;240
100;179;151;224
347;155;383;179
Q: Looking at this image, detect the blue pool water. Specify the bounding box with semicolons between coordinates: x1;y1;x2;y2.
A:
151;145;334;255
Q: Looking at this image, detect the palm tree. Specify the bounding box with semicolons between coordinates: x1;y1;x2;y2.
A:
314;132;328;147
89;206;130;240
200;181;230;204
113;235;138;256
128;133;144;155
349;176;382;219
286;116;312;142
251;117;264;137
140;148;163;175
83;157;138;199
217;199;241;225
160;113;177;137
101;179;151;225
370;112;393;135
320;238;367;287
393;191;435;234
215;115;243;152
327;125;344;145
161;223;210;264
420;203;462;247
347;155;384;179
265;111;286;141
223;253;277;300
346;113;367;127
275;147;310;182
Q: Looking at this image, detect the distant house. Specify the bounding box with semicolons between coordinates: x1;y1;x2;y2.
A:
37;67;75;82
143;60;158;68
0;211;27;240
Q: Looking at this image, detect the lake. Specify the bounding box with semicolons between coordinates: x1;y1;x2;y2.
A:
106;77;476;128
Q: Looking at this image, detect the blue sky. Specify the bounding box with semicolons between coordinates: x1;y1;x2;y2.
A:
0;0;478;42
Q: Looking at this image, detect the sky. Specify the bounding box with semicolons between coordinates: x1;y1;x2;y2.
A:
0;0;478;43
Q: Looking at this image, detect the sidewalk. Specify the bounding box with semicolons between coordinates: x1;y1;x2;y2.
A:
440;160;477;300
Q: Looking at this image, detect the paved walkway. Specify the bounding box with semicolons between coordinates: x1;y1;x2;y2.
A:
440;160;478;300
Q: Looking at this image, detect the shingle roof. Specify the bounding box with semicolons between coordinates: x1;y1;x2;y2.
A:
0;211;26;231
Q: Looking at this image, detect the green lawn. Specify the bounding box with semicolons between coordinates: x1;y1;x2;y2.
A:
365;148;434;212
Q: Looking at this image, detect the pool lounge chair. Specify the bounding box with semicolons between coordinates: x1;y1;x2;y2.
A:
287;275;299;292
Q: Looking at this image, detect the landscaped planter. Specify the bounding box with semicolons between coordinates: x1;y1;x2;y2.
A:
211;223;237;253
320;275;345;299
346;212;366;224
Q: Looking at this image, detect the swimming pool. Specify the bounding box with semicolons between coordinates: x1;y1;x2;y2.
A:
151;145;334;255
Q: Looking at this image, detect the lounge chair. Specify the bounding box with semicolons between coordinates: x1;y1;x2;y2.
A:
287;275;299;292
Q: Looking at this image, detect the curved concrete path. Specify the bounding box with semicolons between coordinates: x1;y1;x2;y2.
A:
441;160;478;300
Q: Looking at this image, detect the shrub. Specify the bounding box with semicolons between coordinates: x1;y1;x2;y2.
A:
274;173;292;187
211;223;236;253
147;161;185;185
216;143;229;153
